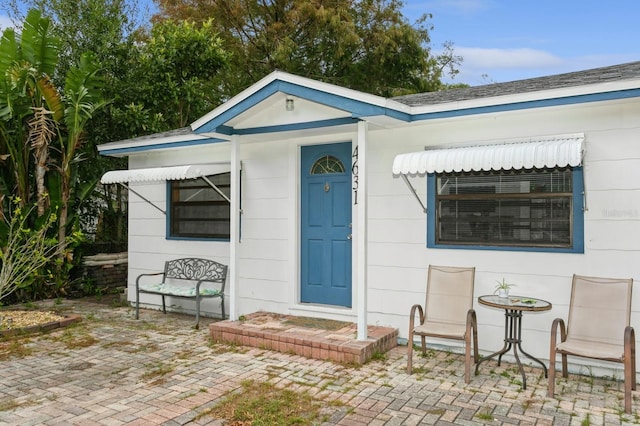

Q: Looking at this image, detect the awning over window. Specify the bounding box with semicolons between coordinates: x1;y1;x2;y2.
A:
392;134;584;175
100;163;230;184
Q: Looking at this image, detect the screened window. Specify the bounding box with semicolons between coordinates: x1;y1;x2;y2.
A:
432;167;581;249
169;173;230;239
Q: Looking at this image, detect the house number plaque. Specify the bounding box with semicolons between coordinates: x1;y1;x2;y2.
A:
352;146;358;205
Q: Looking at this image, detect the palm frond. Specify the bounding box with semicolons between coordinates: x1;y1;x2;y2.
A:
21;10;60;76
36;75;64;121
63;53;106;157
0;28;19;76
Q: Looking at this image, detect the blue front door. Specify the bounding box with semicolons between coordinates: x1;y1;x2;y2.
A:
301;143;352;307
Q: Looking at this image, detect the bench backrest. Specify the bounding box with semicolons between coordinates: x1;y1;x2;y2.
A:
163;258;228;291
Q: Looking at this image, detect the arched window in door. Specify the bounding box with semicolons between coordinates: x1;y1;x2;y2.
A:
310;155;345;174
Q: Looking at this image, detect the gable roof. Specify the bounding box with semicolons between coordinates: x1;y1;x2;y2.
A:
98;62;640;156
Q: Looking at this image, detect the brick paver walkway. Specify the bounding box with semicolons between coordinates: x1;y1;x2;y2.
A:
0;298;637;425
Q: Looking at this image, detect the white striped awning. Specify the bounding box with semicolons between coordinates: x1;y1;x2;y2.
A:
100;163;230;184
392;134;584;175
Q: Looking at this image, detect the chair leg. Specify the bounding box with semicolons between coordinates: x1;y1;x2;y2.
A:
548;346;556;398
624;326;635;414
135;288;140;320
195;295;200;330
420;336;426;355
472;326;479;364
561;354;568;378
624;358;632;414
627;327;637;390
220;295;225;320
464;335;471;384
407;330;414;374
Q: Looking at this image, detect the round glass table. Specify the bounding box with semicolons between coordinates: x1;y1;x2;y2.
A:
475;295;552;389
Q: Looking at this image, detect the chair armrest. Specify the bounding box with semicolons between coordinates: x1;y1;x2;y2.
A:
550;318;567;349
135;272;165;289
409;304;424;330
625;325;635;352
466;309;477;329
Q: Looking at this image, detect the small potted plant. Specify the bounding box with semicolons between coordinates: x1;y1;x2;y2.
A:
494;278;515;298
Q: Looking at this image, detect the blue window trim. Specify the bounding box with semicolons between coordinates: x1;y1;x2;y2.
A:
426;167;584;253
165;180;231;242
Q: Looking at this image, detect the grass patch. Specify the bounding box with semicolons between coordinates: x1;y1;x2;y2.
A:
102;340;158;354
0;338;33;360
141;362;174;381
368;351;387;362
475;408;493;421
198;380;327;425
58;327;99;350
0;398;20;411
410;366;431;375
417;348;437;359
208;340;248;354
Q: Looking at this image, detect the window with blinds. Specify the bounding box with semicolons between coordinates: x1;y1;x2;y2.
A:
169;173;230;239
435;168;574;248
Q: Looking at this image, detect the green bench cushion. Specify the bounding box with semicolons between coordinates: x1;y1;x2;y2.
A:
139;282;221;297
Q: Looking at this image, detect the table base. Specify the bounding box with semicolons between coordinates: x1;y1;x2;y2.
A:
475;308;547;389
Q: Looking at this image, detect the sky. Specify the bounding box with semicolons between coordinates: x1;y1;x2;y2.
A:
403;0;640;85
1;0;639;87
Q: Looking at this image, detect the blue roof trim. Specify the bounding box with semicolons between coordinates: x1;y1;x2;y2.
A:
215;125;234;135
195;80;410;134
411;88;640;121
99;137;227;156
234;117;359;135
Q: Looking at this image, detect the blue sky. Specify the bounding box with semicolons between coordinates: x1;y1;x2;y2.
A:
406;0;640;85
2;0;639;87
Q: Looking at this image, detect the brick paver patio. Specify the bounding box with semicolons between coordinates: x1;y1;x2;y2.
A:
0;297;637;425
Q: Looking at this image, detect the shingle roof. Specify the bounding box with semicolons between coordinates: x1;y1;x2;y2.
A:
392;61;640;107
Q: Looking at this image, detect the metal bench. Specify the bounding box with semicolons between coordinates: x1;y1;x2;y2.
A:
135;258;228;328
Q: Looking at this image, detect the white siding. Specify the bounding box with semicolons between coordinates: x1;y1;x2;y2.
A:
363;97;640;376
124;94;640;378
126;144;232;317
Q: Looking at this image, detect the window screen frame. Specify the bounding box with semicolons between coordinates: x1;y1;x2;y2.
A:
426;167;584;253
166;173;231;241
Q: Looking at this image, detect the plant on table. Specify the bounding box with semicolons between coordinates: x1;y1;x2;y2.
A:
494;278;515;298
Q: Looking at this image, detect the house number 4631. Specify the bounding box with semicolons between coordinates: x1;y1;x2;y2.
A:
352;146;358;205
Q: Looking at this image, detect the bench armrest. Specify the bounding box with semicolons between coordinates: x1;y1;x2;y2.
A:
135;272;165;289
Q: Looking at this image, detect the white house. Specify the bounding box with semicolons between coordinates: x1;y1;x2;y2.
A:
98;61;640;378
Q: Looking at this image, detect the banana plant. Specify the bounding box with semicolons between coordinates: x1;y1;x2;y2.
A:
55;51;106;256
0;9;62;215
0;9;105;263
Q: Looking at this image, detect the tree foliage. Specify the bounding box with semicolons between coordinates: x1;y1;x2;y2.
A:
4;0;145;82
0;9;105;298
153;0;461;97
130;19;228;128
